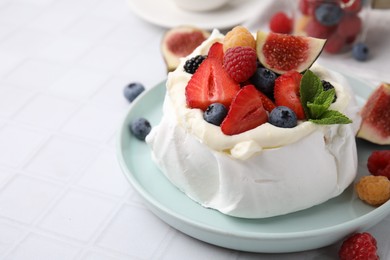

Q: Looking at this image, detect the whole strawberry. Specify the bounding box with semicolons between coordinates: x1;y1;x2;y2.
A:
338;232;379;260
223;46;257;83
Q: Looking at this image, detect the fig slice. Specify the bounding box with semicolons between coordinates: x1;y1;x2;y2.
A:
357;83;390;145
161;26;210;72
256;31;326;75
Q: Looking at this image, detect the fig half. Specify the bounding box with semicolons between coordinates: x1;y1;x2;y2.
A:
256;31;326;75
161;26;210;72
357;83;390;145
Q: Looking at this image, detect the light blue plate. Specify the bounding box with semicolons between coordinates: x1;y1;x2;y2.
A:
117;75;390;253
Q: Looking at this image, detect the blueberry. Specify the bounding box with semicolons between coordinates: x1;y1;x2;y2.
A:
321;80;337;102
352;42;369;61
249;67;277;98
130;118;151;141
123;82;145;102
269;106;297;128
203;103;227;126
315;3;344;26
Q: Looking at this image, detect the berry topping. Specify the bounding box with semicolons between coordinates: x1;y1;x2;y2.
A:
269;12;293;34
130;118;152;141
352;42;369;61
221;85;268;135
185;58;240;111
223;46;257;83
274;71;306;120
321;80;337;102
249;67;277;98
367;150;390;179
183;55;206;74
305;18;337;39
339;232;379;260
123;82;145;103
315;2;344;26
355;175;390;206
257;90;276;113
207;42;224;63
223;26;256;52
269;106;298;128
203;103;228;126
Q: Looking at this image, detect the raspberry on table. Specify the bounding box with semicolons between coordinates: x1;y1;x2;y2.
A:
269;12;293;34
367;150;390;179
223;26;256;53
355;175;390;206
338;232;379;260
223;46;257;83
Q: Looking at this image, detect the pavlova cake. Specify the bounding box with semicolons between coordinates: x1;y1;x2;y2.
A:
146;26;362;218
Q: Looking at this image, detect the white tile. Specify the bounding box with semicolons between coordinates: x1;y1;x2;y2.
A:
90;76;132;110
0;175;61;223
0;221;24;255
78;43;133;73
25;136;99;182
90;0;130;21
28;7;82;32
0;3;43;27
38;189;116;241
47;67;109;100
5;60;68;91
0;85;34;118
14;94;78;130
80;251;119;260
0;124;46;167
97;205;170;259
0;168;15;188
64;16;117;42
76;148;131;197
0;23;17;42
0;51;25;78
6;233;80;260
160;231;236;260
0;28;55;55
34;36;93;63
60;103;124;143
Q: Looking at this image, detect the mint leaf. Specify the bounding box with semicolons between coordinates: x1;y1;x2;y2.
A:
300;70;323;118
309;110;352;124
313;88;335;108
307;102;327;119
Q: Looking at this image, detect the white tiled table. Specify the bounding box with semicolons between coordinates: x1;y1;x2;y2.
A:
0;0;389;259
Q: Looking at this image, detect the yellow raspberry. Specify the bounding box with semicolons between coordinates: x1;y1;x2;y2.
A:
223;26;256;53
355;175;390;206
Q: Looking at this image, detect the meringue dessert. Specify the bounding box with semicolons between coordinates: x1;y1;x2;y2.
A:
146;28;362;218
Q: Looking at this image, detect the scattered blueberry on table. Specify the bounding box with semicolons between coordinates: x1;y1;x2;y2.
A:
130;118;151;141
123;82;145;102
352;42;369;61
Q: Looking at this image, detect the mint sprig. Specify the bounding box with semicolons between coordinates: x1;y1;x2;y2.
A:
300;70;352;125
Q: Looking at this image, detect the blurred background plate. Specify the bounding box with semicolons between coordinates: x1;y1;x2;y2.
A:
127;0;268;30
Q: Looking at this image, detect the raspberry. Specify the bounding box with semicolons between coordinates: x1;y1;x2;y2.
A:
223;26;256;53
367;150;390;179
338;232;379;260
269;12;293;34
223;46;257;83
355;175;390;206
183;55;206;74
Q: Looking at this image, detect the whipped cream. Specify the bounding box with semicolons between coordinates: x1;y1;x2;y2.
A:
146;30;362;218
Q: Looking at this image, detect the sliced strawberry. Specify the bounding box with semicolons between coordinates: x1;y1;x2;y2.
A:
185;58;240;111
243;84;276;112
221;85;268;135
274;71;305;120
207;42;224;63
